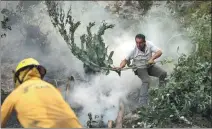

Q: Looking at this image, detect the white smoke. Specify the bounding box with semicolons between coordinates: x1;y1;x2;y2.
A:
1;1;193;127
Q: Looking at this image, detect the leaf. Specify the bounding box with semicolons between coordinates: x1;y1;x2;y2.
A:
104;46;109;57
105;70;110;75
108;58;113;65
115;70;121;76
108;51;114;59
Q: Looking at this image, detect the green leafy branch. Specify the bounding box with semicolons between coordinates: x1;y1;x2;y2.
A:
45;1;115;75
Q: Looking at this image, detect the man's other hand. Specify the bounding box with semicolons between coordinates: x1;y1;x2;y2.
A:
148;59;155;64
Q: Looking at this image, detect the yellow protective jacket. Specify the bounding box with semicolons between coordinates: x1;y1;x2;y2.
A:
1;68;82;128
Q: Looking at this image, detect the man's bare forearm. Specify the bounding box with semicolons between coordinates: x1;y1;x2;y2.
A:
120;59;127;68
151;50;162;60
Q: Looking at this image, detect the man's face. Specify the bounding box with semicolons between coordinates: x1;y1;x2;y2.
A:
135;38;145;50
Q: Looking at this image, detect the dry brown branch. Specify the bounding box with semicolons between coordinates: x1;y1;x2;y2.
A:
65;77;72;102
115;100;124;128
108;120;113;128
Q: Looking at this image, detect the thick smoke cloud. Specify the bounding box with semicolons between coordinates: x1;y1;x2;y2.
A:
1;1;193;126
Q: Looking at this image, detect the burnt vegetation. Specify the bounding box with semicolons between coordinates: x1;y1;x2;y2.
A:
1;1;211;128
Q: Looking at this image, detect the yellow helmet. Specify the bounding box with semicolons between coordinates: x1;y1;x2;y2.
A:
14;58;46;83
15;58;40;72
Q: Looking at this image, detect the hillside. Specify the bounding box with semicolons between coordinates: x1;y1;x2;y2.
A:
1;1;211;128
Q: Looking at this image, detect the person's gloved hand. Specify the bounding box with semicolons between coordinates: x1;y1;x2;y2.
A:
148;59;155;64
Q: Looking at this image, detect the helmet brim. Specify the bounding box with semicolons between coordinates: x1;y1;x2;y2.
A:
15;65;46;79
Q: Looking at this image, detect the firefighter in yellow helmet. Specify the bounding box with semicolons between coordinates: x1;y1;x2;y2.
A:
1;58;82;128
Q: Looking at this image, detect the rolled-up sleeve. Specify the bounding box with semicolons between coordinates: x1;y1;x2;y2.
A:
149;41;161;53
125;49;134;61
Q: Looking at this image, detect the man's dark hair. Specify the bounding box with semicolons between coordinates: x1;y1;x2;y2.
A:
135;34;145;41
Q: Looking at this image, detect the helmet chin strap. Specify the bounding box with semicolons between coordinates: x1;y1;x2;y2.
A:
15;66;35;84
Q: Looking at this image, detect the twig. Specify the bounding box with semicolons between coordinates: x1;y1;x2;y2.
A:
54;79;58;88
65;77;72;102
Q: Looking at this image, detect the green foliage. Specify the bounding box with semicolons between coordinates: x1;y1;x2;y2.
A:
45;1;115;75
159;57;174;65
125;2;212;127
186;11;211;61
168;1;211;61
130;54;211;128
